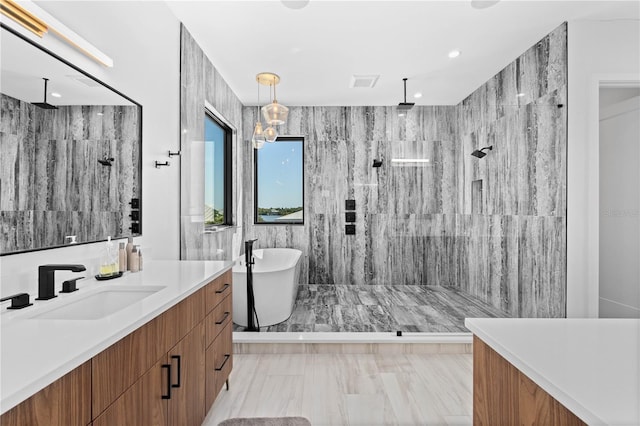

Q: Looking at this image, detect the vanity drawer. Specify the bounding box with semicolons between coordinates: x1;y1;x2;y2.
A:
205;322;233;411
206;293;232;347
205;270;232;313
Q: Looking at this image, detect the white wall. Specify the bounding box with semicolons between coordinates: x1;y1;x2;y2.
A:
567;20;640;317
599;94;640;318
0;2;181;297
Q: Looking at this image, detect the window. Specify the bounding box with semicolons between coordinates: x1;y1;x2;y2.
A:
254;137;304;224
204;111;232;227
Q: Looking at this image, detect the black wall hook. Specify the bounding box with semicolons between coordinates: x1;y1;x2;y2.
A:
168;150;181;157
155;161;170;168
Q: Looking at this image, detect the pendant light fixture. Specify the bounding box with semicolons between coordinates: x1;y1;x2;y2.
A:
263;80;278;143
258;72;289;126
251;77;266;149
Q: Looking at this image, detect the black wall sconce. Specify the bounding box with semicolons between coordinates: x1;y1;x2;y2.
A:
373;159;383;168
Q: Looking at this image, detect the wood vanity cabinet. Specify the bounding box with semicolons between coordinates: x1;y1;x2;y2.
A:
0;270;232;426
204;269;233;412
92;274;231;426
0;361;91;426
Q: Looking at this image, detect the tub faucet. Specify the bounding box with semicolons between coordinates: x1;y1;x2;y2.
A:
37;264;86;300
245;239;258;266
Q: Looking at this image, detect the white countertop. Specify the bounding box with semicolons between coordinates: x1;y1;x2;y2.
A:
0;260;232;415
465;318;640;426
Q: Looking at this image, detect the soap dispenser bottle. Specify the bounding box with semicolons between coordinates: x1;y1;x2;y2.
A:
100;236;119;276
118;242;127;272
126;236;134;271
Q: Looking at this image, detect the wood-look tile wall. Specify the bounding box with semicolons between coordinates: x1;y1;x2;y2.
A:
180;25;244;260
240;23;567;318
456;23;567;317
0;93;139;253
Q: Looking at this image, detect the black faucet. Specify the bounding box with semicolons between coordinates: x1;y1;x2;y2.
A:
37;264;86;300
244;239;258;266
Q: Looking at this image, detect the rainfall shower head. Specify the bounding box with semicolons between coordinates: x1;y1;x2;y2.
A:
471;146;493;158
397;78;415;111
32;78;58;110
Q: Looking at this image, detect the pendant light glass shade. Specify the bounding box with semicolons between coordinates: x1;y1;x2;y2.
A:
264;125;278;143
252;121;266;149
261;101;289;126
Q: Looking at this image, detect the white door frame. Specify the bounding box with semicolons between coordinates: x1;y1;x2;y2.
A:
588;75;640;317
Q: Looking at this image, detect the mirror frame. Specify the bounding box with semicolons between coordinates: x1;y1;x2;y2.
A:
0;23;143;256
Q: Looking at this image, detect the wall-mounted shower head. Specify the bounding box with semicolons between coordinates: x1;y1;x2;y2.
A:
471;146;493;158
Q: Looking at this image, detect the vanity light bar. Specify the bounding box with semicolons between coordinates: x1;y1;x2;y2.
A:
0;0;114;67
0;0;47;37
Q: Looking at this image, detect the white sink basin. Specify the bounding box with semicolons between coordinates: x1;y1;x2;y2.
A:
29;286;166;320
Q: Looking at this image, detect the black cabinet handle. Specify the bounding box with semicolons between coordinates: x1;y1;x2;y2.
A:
215;354;230;371
171;355;181;388
215;283;230;294
161;364;172;399
215;312;230;325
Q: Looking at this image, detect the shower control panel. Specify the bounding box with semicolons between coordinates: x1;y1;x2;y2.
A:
345;199;356;235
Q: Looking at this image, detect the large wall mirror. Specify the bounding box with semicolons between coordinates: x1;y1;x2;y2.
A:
0;25;142;255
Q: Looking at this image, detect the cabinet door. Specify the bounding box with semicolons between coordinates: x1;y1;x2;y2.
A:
167;322;206;426
92;314;166;417
0;361;91;426
92;358;168;426
164;287;206;351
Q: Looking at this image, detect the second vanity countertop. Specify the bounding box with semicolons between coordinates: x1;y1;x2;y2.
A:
0;260;233;415
465;318;640;426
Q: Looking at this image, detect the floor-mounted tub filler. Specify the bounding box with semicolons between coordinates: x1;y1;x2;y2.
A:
233;248;302;328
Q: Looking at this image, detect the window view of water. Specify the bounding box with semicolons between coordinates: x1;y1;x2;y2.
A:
255;138;304;224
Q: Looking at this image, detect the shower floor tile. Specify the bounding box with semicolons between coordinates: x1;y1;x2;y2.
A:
233;285;509;333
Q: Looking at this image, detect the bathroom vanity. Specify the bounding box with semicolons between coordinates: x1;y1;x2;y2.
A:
0;261;233;426
465;318;640;425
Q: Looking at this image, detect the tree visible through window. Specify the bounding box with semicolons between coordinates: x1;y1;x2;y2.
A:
204;111;231;226
255;137;304;224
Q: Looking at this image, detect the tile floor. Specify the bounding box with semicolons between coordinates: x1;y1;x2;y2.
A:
203;353;473;426
234;285;507;333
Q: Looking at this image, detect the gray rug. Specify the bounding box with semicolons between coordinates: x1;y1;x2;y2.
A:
218;417;311;426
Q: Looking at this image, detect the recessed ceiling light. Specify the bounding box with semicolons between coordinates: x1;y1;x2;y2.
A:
471;0;501;10
51;92;61;98
398;112;406;117
281;0;310;10
448;50;461;59
516;93;525;97
97;112;104;116
414;92;423;99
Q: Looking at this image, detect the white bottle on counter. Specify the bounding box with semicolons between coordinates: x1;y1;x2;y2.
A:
126;236;134;271
118;242;127;272
138;247;143;271
129;245;139;273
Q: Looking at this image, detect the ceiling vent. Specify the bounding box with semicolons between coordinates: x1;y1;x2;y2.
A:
349;75;379;89
67;74;101;87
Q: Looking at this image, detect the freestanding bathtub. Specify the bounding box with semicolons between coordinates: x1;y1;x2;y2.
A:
233;248;302;327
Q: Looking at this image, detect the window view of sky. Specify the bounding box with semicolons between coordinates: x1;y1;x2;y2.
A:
256;139;303;222
204;114;225;224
